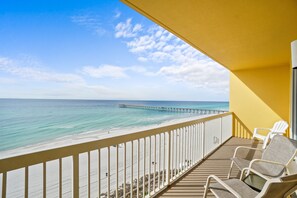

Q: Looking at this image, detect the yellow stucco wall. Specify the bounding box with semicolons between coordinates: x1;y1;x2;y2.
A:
230;65;291;138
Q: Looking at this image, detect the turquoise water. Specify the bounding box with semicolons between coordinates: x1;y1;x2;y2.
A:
0;99;229;151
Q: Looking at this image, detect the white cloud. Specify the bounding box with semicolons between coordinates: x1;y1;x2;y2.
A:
0;77;16;84
71;14;106;36
0;56;129;99
137;57;148;62
82;65;128;79
114;10;121;19
115;18;142;38
0;57;85;84
115;21;229;93
158;61;229;92
82;64;157;79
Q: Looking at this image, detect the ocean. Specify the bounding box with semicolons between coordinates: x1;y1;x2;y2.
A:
0;99;229;152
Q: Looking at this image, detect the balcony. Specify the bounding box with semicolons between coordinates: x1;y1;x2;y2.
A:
159;137;261;197
0;112;261;198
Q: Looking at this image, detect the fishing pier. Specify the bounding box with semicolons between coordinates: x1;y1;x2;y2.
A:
119;104;228;114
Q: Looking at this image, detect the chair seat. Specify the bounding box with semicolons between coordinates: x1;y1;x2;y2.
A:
209;179;259;198
231;157;285;178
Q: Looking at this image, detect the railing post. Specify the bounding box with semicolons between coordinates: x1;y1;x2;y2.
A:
220;117;223;144
107;147;111;198
130;141;134;198
202;122;205;159
166;131;171;185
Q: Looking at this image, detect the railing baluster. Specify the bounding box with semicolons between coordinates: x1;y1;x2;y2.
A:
193;125;196;163
178;129;181;175
196;123;201;161
202;122;205;158
198;123;200;159
184;127;188;170
148;136;151;196
116;145;119;198
137;139;140;198
175;130;178;177
188;127;190;167
153;135;156;192
130;141;133;198
170;131;174;179
107;147;110;198
2;172;7;198
176;129;180;175
192;125;195;164
162;133;165;186
197;123;201;161
158;134;161;188
182;127;186;171
186;126;191;169
194;124;197;162
185;127;188;169
123;143;126;198
88;152;91;198
98;149;101;198
73;154;79;198
196;124;199;160
143;138;146;198
190;125;193;166
25;166;28;198
59;158;62;198
166;131;171;185
43;162;46;198
220;117;223;144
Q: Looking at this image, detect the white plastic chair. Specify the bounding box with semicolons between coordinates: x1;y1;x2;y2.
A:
252;120;288;149
204;168;297;198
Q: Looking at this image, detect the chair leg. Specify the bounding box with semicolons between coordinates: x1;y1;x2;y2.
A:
203;187;209;198
262;135;270;149
203;177;211;198
227;161;234;179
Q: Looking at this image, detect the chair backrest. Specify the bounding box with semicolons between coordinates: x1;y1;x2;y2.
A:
258;173;297;198
271;120;289;133
261;135;296;177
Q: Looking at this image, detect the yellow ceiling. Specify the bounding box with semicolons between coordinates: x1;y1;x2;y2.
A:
121;0;297;71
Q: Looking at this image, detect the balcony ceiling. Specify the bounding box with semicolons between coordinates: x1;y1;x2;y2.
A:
121;0;297;71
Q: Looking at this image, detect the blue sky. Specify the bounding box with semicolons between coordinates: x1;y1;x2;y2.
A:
0;0;229;101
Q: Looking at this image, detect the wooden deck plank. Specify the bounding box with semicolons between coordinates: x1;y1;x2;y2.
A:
158;137;262;198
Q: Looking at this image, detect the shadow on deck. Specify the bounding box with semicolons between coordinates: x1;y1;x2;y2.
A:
158;137;262;198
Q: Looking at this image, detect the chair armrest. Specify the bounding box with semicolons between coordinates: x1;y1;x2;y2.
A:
204;175;241;198
240;167;270;181
253;128;271;139
232;146;263;158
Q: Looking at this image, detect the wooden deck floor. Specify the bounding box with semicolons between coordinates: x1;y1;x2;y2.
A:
158;137;262;198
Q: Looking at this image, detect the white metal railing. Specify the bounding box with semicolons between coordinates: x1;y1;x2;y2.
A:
0;112;232;198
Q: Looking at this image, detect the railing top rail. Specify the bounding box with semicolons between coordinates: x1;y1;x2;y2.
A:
0;112;232;173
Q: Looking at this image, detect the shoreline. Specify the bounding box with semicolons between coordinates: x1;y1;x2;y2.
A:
0;114;210;159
